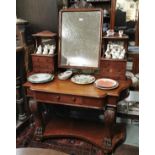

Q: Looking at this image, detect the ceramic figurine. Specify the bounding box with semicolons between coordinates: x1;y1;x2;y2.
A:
118;54;124;59
43;45;49;55
105;52;111;59
36;45;42;54
119;30;123;37
106;29;114;36
122;49;126;55
49;45;56;55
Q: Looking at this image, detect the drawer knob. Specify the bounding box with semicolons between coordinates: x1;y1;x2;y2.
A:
72;97;76;102
56;96;60;100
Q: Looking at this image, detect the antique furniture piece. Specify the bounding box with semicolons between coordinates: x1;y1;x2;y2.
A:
23;78;131;154
16;47;27;121
58;8;103;69
16;21;28;121
23;8;131;155
31;31;57;74
16;148;68;155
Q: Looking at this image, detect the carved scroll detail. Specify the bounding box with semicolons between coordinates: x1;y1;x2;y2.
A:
29;99;43;141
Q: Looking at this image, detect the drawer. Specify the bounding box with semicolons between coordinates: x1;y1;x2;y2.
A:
35;92;82;104
34;92;104;109
99;58;127;80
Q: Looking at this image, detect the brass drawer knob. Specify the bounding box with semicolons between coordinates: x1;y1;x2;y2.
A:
56;96;60;100
72;97;76;102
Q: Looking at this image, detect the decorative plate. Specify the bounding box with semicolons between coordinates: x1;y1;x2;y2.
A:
94;78;119;90
27;73;54;83
71;74;95;85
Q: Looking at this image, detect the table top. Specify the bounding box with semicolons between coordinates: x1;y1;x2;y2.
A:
16;148;68;155
103;33;129;40
24;76;131;98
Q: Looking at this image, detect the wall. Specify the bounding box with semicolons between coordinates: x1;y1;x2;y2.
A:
16;0;58;33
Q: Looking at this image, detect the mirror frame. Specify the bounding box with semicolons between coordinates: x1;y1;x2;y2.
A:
58;8;103;69
112;0;139;44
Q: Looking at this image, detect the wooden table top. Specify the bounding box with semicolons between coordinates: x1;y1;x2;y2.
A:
16;148;68;155
24;76;131;98
103;33;129;40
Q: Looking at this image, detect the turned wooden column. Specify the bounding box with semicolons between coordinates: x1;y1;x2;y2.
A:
16;77;27;121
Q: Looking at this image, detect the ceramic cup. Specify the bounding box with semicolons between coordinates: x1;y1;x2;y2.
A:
119;30;124;37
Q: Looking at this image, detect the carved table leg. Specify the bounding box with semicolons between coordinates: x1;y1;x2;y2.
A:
29;99;44;141
103;105;116;154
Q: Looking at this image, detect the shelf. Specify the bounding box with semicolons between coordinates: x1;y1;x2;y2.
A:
69;0;111;4
42;116;126;152
31;53;56;57
87;0;111;3
103;34;129;40
101;57;127;62
32;31;57;38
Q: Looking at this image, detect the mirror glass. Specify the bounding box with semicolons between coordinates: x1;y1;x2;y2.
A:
59;9;103;69
115;0;139;42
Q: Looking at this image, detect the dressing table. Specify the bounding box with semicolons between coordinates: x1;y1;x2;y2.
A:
23;8;131;155
23;77;131;154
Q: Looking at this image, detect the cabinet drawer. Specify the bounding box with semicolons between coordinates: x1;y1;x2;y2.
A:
35;92;104;109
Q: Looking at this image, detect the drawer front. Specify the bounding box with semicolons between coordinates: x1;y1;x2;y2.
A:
34;92;104;109
32;56;55;73
99;59;126;80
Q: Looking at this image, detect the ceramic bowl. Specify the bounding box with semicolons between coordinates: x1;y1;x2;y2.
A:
58;70;73;80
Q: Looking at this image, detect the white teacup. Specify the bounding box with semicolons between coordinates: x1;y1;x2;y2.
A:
119;30;124;37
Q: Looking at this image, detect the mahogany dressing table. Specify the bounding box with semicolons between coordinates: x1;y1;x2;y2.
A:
23;8;131;155
23;77;131;154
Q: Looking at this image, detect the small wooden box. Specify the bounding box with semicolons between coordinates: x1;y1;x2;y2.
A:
31;54;57;73
98;58;127;80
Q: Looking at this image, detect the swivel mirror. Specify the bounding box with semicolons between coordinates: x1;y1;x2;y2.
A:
58;9;103;69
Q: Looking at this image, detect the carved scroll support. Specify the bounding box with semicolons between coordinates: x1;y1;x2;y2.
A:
103;96;117;152
29;99;44;141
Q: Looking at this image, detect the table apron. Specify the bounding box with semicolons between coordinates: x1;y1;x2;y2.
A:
33;91;106;110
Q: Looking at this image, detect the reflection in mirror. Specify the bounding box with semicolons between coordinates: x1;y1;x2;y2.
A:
115;0;139;44
59;9;103;69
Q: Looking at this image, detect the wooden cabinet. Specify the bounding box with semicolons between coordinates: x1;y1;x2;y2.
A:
31;54;57;73
99;58;127;80
30;31;58;74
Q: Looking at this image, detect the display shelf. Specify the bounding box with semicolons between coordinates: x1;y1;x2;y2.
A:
42;116;126;152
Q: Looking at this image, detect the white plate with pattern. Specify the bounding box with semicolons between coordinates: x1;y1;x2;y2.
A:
71;74;95;85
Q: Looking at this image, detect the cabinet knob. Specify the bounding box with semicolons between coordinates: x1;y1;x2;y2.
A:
72;97;76;102
56;96;60;100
